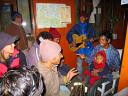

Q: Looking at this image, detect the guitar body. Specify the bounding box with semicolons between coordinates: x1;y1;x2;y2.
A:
72;34;87;48
69;34;94;56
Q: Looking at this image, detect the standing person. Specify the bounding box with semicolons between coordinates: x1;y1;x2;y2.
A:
5;11;28;51
0;32;27;79
26;31;52;68
49;27;61;43
36;39;78;96
66;13;95;78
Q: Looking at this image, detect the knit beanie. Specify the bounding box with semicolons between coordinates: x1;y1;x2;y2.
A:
49;27;61;39
11;11;22;21
39;38;61;62
0;32;18;50
79;12;88;18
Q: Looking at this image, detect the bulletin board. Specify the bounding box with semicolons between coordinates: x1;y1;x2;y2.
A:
36;3;71;28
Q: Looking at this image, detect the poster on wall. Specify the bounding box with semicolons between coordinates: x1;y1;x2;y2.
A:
59;6;71;23
36;3;71;28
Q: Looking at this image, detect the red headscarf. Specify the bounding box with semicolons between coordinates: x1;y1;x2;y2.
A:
93;50;106;69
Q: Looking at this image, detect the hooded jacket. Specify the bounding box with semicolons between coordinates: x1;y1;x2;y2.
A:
0;49;27;78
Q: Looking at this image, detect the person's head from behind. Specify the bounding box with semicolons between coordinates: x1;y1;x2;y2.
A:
39;38;63;66
1;66;43;96
99;31;113;49
0;32;18;62
79;12;88;23
11;11;23;24
49;27;61;43
36;31;53;45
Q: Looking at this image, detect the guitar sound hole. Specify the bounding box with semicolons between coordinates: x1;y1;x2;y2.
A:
76;43;82;47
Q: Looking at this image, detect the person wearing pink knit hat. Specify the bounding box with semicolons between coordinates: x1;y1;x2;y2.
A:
39;39;61;62
36;38;78;96
49;27;61;43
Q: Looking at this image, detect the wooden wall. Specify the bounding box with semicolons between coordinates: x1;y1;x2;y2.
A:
100;0;128;91
100;0;127;49
0;0;17;10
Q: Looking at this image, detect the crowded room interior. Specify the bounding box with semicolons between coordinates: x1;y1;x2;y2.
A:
0;0;128;96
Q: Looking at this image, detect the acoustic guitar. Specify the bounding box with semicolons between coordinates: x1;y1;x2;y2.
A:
69;34;98;52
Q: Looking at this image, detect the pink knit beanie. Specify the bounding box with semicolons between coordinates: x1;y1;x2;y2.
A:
39;38;61;62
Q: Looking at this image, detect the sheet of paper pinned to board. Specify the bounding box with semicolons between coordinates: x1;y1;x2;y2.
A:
36;3;71;28
59;6;71;23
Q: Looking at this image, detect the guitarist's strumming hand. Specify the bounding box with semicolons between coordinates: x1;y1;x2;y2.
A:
71;42;76;47
90;38;94;42
69;34;97;52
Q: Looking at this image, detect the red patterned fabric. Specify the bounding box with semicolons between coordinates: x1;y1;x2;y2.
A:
84;70;100;86
0;49;20;77
84;50;106;86
93;50;106;69
12;48;19;57
0;64;8;78
10;58;20;68
11;49;20;68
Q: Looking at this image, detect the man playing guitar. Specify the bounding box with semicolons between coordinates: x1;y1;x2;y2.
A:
66;12;95;80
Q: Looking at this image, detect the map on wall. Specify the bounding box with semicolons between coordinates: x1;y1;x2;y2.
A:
36;3;71;28
59;6;71;23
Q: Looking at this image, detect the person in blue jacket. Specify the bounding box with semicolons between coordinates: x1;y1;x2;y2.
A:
66;13;95;78
85;31;121;81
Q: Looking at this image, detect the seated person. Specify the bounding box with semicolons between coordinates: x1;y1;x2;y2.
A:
49;27;61;43
0;32;27;79
27;29;61;68
85;31;121;95
84;50;110;87
26;31;52;67
70;82;86;96
36;39;78;96
0;66;43;96
85;31;121;79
